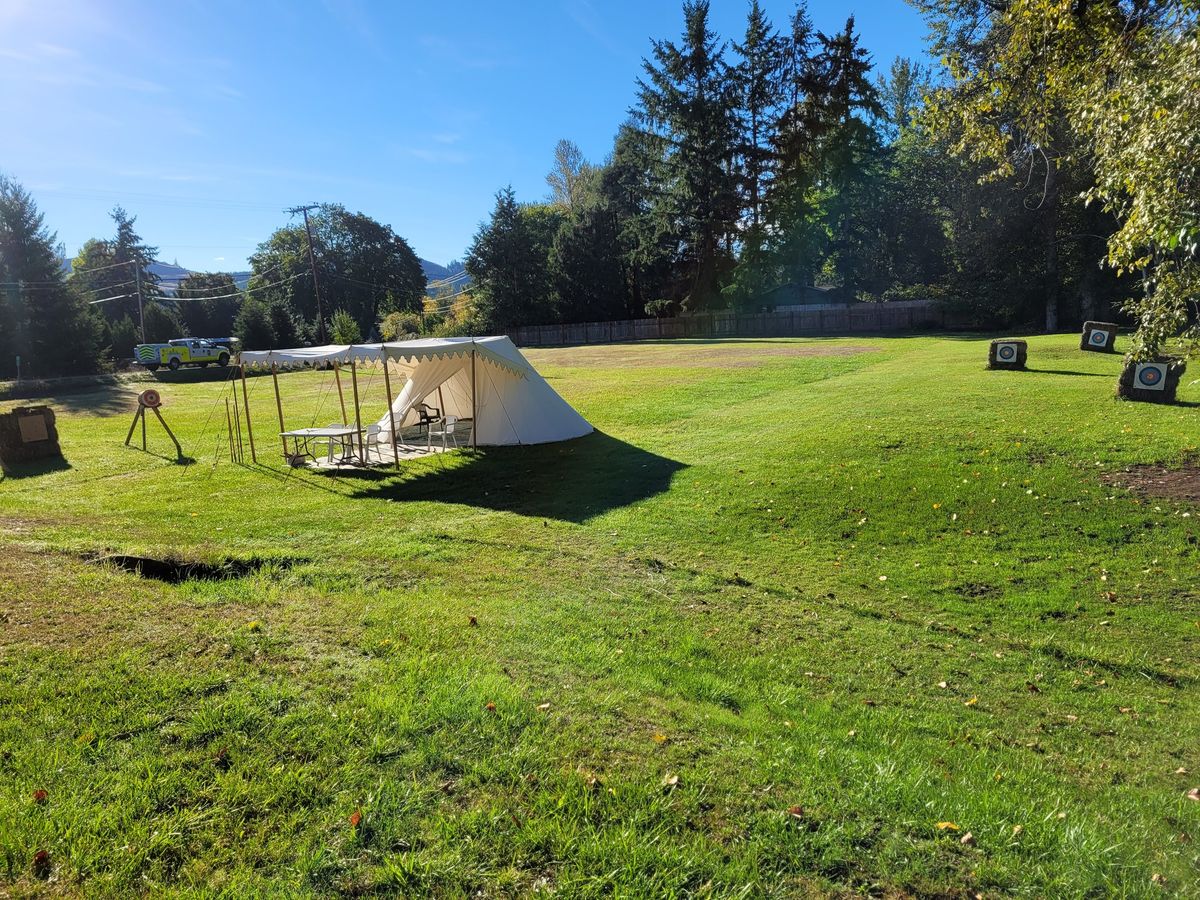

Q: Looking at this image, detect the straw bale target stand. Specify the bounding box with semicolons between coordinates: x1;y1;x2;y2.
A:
988;339;1027;370
1116;356;1187;404
0;405;63;472
1080;321;1119;353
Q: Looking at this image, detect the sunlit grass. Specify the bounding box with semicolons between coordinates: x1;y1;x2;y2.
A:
1;334;1197;895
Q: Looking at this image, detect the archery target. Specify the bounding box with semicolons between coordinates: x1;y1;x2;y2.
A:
995;342;1019;362
1134;363;1167;391
1087;329;1111;348
139;388;163;408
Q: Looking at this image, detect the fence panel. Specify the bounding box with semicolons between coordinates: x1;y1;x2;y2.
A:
509;301;945;348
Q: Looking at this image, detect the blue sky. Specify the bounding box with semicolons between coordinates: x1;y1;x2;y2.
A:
0;0;930;271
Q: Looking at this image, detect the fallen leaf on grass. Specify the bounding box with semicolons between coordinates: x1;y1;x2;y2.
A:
1011;824;1024;837
348;809;362;828
1175;767;1188;775
467;615;478;627
662;774;680;790
536;702;551;712
485;702;496;712
937;681;948;689
963;696;978;707
652;733;668;745
862;699;877;707
1025;682;1040;693
936;821;959;831
32;850;50;878
32;789;47;805
1152;873;1167;886
960;831;975;846
787;805;805;819
1186;788;1200;802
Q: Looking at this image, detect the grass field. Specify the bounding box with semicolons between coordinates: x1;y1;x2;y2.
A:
1;334;1198;897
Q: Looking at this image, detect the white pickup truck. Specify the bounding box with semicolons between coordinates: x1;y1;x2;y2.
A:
135;338;235;371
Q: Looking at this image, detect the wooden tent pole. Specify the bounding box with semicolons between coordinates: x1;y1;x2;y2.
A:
350;357;364;464
333;363;348;424
470;346;477;451
271;362;285;433
231;382;243;462
382;356;399;468
240;364;256;463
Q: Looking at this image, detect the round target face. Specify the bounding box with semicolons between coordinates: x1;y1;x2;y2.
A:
997;344;1016;361
139;388;162;408
1136;365;1164;387
1089;330;1109;346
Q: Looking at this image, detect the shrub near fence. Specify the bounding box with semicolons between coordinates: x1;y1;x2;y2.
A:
509;300;957;347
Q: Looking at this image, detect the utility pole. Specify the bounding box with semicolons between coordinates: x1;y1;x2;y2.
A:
287;204;326;343
134;262;146;343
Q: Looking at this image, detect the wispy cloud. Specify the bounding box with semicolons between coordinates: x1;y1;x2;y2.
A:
564;0;621;55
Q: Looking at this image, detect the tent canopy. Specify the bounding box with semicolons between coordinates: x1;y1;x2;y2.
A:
241;336;591;447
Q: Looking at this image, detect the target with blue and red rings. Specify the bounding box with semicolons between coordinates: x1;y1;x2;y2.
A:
1088;330;1110;347
996;343;1018;361
1135;363;1167;390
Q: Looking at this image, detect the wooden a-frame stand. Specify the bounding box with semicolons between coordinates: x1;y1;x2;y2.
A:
125;392;183;459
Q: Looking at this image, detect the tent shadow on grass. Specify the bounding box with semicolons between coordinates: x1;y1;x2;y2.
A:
347;431;686;523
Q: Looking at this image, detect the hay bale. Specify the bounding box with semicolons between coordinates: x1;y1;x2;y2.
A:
1116;356;1186;403
1081;321;1119;353
988;339;1027;370
0;406;63;470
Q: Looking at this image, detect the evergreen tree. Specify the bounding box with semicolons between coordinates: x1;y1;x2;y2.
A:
234;298;276;350
634;0;740;310
732;0;787;231
176;273;241;337
465;187;559;331
142;302;184;343
69;208;160;334
0;175;101;377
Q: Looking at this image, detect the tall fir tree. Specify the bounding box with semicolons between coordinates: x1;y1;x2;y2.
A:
635;0;740;310
0;175;100;377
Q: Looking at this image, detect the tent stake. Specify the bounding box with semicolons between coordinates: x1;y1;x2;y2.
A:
240;364;257;463
470;346;477;452
333;363;348;424
382;356;399;468
350;357;364;464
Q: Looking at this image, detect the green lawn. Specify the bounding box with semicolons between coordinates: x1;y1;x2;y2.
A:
1;334;1198;897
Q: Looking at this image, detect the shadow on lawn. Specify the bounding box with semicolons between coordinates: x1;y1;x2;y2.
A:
346;431;686;523
0;455;73;480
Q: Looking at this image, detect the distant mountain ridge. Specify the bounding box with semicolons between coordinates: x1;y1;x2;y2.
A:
64;257;461;294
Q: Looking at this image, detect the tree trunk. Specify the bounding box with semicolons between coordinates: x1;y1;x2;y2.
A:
1043;157;1060;333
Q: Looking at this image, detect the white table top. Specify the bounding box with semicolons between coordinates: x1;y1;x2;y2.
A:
280;426;360;437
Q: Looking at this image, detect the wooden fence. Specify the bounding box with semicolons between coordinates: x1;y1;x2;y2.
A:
509;300;959;348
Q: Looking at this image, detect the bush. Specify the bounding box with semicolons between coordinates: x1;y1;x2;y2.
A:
329;309;362;344
379;311;424;341
645;298;678;318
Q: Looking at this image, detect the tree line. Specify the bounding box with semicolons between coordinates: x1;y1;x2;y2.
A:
1;0;1194;378
462;0;1195;359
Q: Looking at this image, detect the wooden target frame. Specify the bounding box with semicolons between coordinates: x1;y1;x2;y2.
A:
126;389;183;458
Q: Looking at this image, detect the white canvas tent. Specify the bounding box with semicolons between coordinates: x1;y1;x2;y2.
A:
240;336;591;457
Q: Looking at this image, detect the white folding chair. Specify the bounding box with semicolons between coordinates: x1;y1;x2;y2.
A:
427;415;460;451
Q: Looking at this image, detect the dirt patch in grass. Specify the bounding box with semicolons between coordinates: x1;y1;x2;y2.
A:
1101;460;1200;503
528;341;877;369
90;553;303;583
